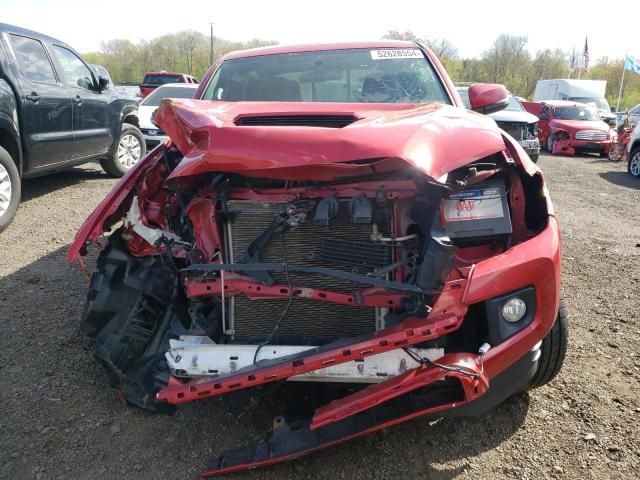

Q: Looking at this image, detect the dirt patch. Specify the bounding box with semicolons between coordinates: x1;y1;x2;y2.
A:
1;155;639;479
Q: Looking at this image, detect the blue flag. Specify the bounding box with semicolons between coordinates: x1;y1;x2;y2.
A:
625;55;640;74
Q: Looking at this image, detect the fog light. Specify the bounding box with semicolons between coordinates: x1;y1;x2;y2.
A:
502;298;527;323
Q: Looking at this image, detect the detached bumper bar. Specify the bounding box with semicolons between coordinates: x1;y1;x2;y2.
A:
202;352;488;477
157;312;462;405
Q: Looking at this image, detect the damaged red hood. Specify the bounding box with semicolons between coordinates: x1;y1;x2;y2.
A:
155;99;506;182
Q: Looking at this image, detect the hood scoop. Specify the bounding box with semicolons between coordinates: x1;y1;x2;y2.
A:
235;114;357;128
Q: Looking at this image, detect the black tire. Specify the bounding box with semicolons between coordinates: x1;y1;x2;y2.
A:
609;144;623;161
628;147;640;178
526;296;568;390
0;145;21;233
599;149;608;158
529;153;539;163
100;124;146;177
546;135;554;153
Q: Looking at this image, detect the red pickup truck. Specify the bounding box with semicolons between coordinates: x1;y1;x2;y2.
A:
138;71;197;99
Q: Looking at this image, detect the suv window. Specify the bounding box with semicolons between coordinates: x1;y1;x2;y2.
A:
203;48;450;104
52;45;94;90
9;34;57;84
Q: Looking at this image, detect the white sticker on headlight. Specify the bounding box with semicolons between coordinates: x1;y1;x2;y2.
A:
370;49;423;60
444;187;505;222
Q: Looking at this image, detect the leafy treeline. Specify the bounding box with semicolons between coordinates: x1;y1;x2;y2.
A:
84;31;276;84
384;30;640;109
85;29;640;110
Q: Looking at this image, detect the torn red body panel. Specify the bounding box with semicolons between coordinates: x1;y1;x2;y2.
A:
68;40;564;478
552;137;575;155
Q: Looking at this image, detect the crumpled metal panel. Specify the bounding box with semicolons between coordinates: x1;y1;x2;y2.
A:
154;99;506;182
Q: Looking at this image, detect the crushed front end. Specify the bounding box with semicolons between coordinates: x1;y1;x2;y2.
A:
69;99;561;476
496;120;541;160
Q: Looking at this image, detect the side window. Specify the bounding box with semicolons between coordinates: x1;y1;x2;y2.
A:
539;106;550;120
9;34;57;84
51;45;94;90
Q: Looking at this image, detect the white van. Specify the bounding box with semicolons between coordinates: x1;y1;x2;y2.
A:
533;79;615;125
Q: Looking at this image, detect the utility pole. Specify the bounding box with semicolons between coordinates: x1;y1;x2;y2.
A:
209;23;214;66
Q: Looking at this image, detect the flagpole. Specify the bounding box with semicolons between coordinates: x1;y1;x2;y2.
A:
616;60;626;112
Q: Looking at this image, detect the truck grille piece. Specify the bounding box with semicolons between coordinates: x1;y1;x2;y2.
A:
575;130;607;141
225;200;393;344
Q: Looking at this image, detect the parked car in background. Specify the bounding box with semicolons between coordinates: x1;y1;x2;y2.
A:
627;122;640;178
0;23;145;231
524;100;613;156
139;83;198;148
533;79;616;126
70;41;565;477
458;86;540;161
139;71;197;98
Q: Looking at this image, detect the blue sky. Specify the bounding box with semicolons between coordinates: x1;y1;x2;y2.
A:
2;0;637;60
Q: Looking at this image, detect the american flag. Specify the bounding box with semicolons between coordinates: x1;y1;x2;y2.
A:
582;36;589;73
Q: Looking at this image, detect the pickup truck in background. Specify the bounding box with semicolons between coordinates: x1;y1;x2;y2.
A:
138;71;198;99
0;23;146;232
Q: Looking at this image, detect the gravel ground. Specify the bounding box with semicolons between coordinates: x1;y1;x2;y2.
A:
1;153;639;480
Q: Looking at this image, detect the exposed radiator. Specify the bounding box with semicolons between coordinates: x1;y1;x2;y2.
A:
225;199;393;344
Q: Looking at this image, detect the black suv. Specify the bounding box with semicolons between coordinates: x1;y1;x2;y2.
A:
0;23;146;231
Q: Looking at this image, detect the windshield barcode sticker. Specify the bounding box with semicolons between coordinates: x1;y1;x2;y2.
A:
370;49;423;60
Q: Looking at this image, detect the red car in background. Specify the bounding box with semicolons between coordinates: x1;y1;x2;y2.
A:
139;71;198;98
524;100;613;156
69;41;566;476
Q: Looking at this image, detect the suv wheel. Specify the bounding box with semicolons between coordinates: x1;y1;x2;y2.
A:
0;146;21;233
628;148;640;178
101;124;146;177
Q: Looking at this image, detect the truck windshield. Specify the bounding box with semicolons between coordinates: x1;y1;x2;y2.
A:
202;48;450;104
555;106;600;121
143;74;183;85
504;95;525;112
568;97;610;114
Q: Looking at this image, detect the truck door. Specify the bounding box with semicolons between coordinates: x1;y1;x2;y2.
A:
7;34;74;170
50;45;113;159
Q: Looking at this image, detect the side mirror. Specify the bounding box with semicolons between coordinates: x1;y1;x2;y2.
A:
468;83;509;115
98;75;110;91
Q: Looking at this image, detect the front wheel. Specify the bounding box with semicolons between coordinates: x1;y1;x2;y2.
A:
101;124;146;177
609;143;624;161
0;146;21;233
525;297;568;390
546;135;555;153
629;148;640;178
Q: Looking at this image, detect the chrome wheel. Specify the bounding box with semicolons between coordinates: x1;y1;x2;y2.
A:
117;134;142;169
0;162;12;217
630;151;640;177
